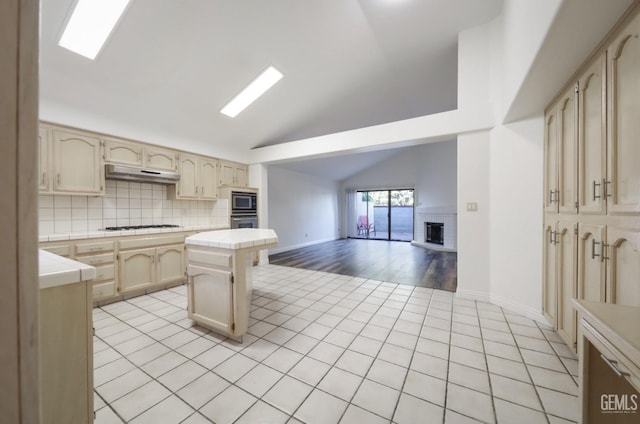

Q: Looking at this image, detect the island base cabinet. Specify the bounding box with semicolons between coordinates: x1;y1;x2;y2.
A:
187;265;233;336
40;280;93;424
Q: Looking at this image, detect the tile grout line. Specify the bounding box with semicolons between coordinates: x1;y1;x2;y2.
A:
498;308;552;424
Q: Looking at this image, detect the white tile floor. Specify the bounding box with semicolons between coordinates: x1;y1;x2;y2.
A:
93;265;580;424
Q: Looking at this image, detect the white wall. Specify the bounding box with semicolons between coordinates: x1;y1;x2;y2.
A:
489;117;543;317
457;131;491;300
267;166;340;253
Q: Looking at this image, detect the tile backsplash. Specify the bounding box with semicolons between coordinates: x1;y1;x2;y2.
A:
39;180;229;235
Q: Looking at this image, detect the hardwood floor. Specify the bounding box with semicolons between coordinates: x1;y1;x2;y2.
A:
269;238;457;292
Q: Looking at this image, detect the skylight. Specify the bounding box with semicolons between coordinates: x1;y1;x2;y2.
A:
221;66;283;118
58;0;131;60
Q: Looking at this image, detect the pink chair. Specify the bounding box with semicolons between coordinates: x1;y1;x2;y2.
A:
357;215;375;237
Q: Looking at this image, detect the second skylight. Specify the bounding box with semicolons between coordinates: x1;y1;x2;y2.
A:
221;66;283;118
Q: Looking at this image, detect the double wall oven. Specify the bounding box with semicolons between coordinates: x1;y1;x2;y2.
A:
230;191;258;229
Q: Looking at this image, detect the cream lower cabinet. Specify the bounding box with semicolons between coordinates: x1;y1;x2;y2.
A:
578;224;640;308
40;279;93;424
188;264;234;335
118;237;185;294
74;240;116;301
544;220;579;350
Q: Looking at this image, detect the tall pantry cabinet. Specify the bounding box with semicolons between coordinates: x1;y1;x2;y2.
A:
543;5;640;352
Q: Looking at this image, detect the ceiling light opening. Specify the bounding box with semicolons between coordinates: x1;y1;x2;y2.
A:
58;0;132;60
221;66;283;118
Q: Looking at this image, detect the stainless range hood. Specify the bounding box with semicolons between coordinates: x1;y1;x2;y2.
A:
105;164;180;185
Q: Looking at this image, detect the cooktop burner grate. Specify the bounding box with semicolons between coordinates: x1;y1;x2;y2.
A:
103;224;181;231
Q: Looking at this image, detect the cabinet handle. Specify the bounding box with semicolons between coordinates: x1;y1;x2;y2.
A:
592;180;601;201
549;230;555;245
604;179;612;198
56;173;61;185
591;239;601;260
41;172;46;186
600;355;630;378
601;242;609;263
201;186;204;195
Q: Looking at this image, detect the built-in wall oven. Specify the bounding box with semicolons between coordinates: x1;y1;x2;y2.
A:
230;191;258;229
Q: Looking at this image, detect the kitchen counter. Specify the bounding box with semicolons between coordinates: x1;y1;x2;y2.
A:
38;224;229;243
185;228;278;250
39;249;96;289
573;300;640;422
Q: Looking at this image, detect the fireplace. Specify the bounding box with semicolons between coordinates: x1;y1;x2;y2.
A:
425;222;444;245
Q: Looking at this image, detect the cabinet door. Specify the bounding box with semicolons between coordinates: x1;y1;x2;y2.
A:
176;154;199;199
188;265;233;335
40;281;92;424
544;110;559;213
235;165;248;187
607;227;640;307
577;224;606;303
219;161;236;186
145;146;177;171
52;130;103;194
104;139;143;166
607;13;640;215
556;221;578;350
119;248;155;292
578;54;607;215
557;88;578;215
199;158;218;199
38;126;50;192
157;244;185;285
543;222;557;325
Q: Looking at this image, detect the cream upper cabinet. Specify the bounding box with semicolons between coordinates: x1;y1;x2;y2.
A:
199;158;218;199
220;160;248;187
52;129;104;195
557;87;578;215
145;146;178;171
170;155;218;200
103;138;143;166
578;54;607;215
544;110;559;213
38;126;50;192
176;154;199;199
607;12;640;215
606;226;640;307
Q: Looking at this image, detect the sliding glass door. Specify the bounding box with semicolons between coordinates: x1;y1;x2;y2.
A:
355;189;413;241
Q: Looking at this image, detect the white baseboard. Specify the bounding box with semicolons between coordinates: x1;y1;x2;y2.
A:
455;289;491;303
455;289;549;325
268;237;339;255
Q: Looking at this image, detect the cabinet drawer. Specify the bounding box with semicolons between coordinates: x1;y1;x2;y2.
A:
93;280;116;300
93;264;115;282
75;253;114;266
41;245;71;257
75;241;114;255
119;235;185;250
188;248;232;269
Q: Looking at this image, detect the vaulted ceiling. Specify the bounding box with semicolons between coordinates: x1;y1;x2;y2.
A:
40;0;503;162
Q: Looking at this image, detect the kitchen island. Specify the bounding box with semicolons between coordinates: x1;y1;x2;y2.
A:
185;228;278;340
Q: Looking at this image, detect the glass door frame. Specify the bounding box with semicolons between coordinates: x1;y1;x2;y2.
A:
354;188;414;241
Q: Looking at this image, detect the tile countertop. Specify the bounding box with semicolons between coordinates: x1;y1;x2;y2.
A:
185;228;278;250
38;224;230;243
39;249;96;289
